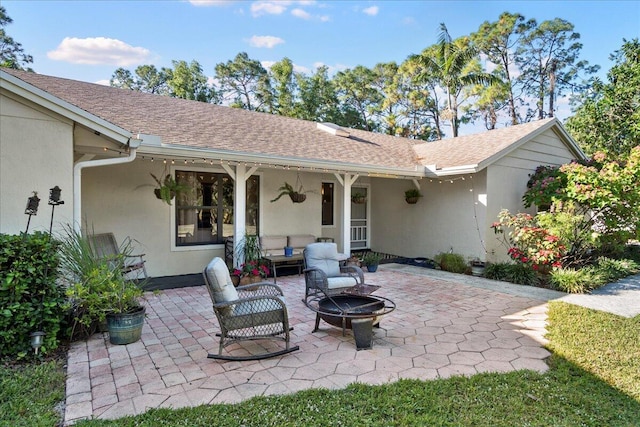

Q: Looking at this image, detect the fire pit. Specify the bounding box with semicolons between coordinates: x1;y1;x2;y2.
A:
309;294;396;350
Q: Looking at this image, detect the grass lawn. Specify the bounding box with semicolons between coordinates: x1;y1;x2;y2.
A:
2;303;639;427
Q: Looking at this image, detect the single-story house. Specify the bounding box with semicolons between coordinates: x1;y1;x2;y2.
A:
0;68;586;279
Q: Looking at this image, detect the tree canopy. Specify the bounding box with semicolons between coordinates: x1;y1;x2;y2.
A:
0;6;33;71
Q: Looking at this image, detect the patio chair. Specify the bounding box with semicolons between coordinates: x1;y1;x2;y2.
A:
202;257;299;361
303;242;364;299
88;232;147;279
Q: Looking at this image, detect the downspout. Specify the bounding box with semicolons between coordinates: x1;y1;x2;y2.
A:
73;138;141;233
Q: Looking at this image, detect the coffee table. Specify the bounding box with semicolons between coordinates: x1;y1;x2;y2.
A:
262;253;304;283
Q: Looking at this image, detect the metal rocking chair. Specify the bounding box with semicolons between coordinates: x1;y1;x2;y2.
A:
202;257;299;361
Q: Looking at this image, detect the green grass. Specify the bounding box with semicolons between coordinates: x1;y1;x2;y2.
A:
3;305;639;427
0;359;66;427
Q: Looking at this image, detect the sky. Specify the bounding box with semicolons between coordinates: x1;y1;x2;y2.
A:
3;0;640;125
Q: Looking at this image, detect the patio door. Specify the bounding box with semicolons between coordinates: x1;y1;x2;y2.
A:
350;186;369;250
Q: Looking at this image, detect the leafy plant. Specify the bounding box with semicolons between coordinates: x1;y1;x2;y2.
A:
434;252;469;274
505;263;540;287
484;262;513;281
0;232;65;358
351;192;367;203
231;260;270;279
549;267;597;293
150;172;189;205
360;252;383;266
404;188;422;199
270;182;313;203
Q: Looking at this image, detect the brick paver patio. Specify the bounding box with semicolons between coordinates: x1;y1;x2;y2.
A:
64;265;564;425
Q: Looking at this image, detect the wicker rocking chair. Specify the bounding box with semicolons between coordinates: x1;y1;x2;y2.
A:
202;257;299;361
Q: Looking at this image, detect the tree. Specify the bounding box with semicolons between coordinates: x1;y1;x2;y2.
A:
110;65;168;94
472;12;534;125
215;52;270;111
333;65;382;131
515;18;598;120
0;6;33;70
265;57;296;116
293;65;342;123
410;24;497;137
165;60;217;103
566;39;640;158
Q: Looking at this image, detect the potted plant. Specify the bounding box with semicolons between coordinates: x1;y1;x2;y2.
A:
351;192;367;204
150;172;189;205
270;182;312;203
230;260;270;286
404;188;422;204
470;259;486;277
361;252;383;273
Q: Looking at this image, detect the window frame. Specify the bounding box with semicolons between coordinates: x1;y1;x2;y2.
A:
321;181;336;228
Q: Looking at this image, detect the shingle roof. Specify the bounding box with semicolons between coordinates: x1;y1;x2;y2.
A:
412;118;563;170
2;68;419;171
2;68;581;176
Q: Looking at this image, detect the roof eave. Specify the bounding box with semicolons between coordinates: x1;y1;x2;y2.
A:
1;70;133;145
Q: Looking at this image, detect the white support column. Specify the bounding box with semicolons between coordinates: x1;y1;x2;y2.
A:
334;172;359;256
229;164;247;268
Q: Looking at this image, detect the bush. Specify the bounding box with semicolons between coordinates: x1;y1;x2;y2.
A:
550;268;598;293
485;262;539;287
0;233;66;358
594;257;640;283
434;253;469;274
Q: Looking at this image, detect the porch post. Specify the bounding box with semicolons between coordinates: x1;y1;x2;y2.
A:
231;164;247;268
334;172;359;256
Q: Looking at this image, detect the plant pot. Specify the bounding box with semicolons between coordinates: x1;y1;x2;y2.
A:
154;188;175;200
106;306;145;345
366;264;379;273
405;197;419;204
352;198;366;204
289;192;306;203
471;264;485;277
239;275;262;286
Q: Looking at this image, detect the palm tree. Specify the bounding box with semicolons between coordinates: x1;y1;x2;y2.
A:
411;23;499;137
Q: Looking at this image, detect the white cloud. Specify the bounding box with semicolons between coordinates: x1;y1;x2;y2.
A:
291;8;310;19
248;35;285;48
319;15;330;22
251;1;290;17
47;37;151;66
362;5;379;16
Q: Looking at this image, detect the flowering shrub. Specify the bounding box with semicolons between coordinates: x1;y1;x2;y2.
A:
523;165;567;209
492;210;565;272
231;260;270;278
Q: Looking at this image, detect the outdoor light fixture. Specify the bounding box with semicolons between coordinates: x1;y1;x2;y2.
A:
48;186;64;234
30;331;46;355
24;191;40;233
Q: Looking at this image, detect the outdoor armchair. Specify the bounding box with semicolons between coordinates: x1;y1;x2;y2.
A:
202;257;299;360
303;242;364;299
88;232;147;279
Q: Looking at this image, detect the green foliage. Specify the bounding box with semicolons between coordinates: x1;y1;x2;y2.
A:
549;267;597;293
404;188;422;198
0;6;34;71
522;165;567;209
484;262;539;286
360;252;383;267
0;233;66;358
483;262;513;281
566;38;640;158
0;360;66;426
434;252;469;274
550;256;640;293
150;172;189;205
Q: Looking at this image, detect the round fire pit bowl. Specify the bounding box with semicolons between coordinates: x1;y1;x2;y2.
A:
310;294;396;350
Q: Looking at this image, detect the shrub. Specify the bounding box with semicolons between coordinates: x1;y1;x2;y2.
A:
0;233;66;358
550;268;598;293
593;257;640;283
434;253;469;274
484;262;513;281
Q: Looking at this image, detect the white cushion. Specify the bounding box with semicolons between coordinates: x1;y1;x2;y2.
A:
204;257;239;304
233;296;286;316
305;242;341;277
327;276;358;289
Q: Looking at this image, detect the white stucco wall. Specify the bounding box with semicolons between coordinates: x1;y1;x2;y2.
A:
370;171;488;262
80;162;335;277
484;129;578;263
0;92;74;235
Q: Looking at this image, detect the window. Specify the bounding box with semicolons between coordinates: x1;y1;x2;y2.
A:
175;171;259;246
321;182;334;226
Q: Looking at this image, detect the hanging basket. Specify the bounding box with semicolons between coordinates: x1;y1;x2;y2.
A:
405;197;419;204
289;192;307;203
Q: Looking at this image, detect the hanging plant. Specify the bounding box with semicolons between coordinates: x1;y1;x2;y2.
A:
351;192;367;204
270;174;315;203
404;188;422;204
150;172;189;205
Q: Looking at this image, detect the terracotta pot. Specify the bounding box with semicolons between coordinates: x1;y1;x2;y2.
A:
239;275;262;286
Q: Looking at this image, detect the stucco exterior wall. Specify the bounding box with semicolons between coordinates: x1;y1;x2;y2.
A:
370;171;488;262
0;92;74;235
81;162;335;277
484;128;578;263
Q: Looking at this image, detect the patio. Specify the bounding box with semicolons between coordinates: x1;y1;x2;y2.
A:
63;264;564;425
